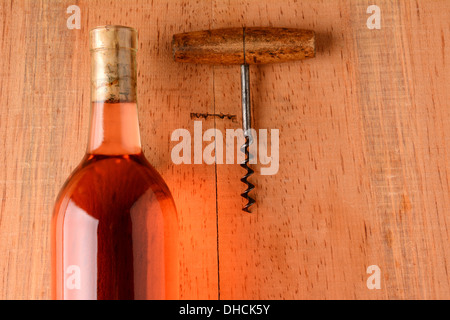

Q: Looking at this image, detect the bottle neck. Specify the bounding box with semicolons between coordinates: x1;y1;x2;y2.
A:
87;101;141;155
87;47;141;155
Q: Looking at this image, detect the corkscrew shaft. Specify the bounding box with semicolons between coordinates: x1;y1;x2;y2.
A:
241;64;251;137
240;64;255;212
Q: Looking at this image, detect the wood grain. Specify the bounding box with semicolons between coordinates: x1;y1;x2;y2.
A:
211;0;450;299
0;0;218;300
0;0;449;300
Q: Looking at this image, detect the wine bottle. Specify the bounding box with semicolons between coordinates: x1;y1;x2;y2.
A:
51;25;179;300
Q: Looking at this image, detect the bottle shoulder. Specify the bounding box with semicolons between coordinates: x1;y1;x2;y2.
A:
53;153;176;221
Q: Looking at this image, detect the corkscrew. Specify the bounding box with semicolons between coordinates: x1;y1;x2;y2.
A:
240;64;255;212
172;27;315;212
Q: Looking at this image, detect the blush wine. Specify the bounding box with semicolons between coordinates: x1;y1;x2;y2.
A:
51;26;178;300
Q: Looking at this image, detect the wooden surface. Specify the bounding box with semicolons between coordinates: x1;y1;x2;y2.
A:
0;0;449;299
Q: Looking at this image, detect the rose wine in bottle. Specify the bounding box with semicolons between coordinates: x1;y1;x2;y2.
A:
51;26;178;300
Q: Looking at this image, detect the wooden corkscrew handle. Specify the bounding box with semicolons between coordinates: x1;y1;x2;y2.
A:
172;27;315;65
